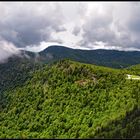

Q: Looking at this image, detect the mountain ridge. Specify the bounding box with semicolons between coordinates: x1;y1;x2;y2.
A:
0;59;140;138
2;45;140;69
38;45;140;68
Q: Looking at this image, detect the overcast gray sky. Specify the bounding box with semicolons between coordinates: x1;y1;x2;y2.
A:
0;2;140;61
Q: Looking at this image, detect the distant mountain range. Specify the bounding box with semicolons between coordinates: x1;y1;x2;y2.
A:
23;45;140;68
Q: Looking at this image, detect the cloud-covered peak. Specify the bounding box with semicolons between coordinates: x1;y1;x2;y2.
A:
0;2;140;62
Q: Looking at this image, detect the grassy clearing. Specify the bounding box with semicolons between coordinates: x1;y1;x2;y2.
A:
130;75;140;79
126;74;140;80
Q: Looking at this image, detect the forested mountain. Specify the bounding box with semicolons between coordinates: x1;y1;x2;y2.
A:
39;45;140;68
1;45;140;93
2;45;140;71
0;59;140;138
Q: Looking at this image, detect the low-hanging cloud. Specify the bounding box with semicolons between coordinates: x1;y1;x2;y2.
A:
0;2;140;62
0;40;20;63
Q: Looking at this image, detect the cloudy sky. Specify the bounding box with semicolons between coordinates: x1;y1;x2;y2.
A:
0;2;140;61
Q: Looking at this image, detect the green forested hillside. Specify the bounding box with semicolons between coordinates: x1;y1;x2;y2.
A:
0;60;140;138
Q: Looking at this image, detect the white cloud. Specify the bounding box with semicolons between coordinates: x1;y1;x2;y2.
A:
0;1;140;62
0;40;20;62
24;41;63;52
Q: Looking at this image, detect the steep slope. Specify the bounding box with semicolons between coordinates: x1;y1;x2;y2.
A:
0;60;139;138
39;45;140;68
0;52;42;93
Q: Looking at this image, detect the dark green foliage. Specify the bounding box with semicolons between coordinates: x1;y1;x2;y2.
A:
0;55;42;93
0;59;139;138
39;45;140;68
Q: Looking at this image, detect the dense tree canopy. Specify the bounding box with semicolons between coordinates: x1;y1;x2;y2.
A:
0;59;140;138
